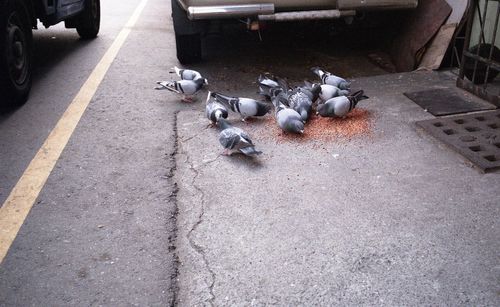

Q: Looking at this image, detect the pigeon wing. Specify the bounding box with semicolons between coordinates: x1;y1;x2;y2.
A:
219;128;242;150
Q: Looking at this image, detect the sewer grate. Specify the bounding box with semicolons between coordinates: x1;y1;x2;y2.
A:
404;88;496;116
416;110;500;172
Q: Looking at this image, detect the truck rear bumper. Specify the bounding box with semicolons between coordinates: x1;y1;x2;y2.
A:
185;1;417;20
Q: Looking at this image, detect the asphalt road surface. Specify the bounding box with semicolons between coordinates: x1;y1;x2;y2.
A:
0;1;389;304
0;0;181;305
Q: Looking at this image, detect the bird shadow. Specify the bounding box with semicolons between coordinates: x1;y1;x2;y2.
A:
222;153;265;170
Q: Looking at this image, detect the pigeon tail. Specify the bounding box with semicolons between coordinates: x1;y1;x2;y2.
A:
351;90;369;107
155;81;179;93
173;66;182;77
276;77;290;93
257;74;281;98
303;80;314;90
239;146;262;156
211;92;238;111
206;91;212;104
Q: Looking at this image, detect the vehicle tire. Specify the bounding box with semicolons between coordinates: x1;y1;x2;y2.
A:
0;0;33;107
175;33;202;64
171;0;204;64
76;0;100;39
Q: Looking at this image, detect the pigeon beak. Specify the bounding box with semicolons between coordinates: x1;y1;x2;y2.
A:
299;130;304;134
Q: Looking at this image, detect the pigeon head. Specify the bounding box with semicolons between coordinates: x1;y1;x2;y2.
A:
299;109;309;122
286;119;304;134
316;103;327;116
338;81;350;90
310;84;321;102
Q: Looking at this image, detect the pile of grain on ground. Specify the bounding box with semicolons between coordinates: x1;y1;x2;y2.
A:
248;108;373;144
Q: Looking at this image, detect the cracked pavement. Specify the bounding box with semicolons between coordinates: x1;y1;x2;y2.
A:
174;71;499;305
1;0;499;304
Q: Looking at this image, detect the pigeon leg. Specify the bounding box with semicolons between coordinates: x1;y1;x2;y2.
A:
181;95;194;103
222;148;232;156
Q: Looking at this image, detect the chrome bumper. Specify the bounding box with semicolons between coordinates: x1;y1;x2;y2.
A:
187;4;275;20
186;1;418;21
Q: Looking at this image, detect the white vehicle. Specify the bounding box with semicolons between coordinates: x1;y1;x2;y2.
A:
172;0;418;63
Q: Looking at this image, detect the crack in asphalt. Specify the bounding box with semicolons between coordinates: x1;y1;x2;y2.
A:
181;124;217;306
168;111;181;307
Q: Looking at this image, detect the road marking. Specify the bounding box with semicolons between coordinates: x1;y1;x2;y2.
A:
0;0;149;264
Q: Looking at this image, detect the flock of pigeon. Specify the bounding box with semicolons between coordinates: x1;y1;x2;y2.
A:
155;67;368;156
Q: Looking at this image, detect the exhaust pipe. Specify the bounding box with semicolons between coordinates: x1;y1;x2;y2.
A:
258;9;356;22
188;4;274;20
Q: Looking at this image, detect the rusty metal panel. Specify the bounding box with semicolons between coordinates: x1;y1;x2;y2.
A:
390;0;452;72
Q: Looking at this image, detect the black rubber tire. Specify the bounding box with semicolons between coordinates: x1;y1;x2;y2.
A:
0;0;33;107
175;33;202;64
76;0;100;39
171;0;203;64
464;43;500;85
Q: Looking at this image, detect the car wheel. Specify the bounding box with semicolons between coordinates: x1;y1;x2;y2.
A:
175;33;202;64
171;0;204;64
0;0;33;107
76;0;100;39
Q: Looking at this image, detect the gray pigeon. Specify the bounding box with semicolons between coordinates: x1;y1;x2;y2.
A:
316;90;368;118
299;80;322;103
173;66;205;82
217;118;262;156
311;67;351;90
257;74;280;99
277;78;313;122
211;91;271;121
271;89;304;134
155;78;206;102
316;84;350;103
205;91;228;125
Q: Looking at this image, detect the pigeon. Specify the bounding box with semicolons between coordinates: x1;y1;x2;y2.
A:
316;90;368;118
172;66;205;81
211;91;271;121
277;78;313;122
299;81;322;103
205;91;228;125
257;74;280;99
155;78;206;102
311;67;351;90
217;118;262;156
317;84;350;103
271;89;304;134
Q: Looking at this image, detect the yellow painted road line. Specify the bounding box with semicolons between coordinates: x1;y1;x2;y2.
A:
0;0;149;264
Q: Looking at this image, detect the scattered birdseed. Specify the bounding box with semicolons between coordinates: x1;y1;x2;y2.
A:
248;108;373;144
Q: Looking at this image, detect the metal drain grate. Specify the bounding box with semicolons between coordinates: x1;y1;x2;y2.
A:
416;110;500;172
